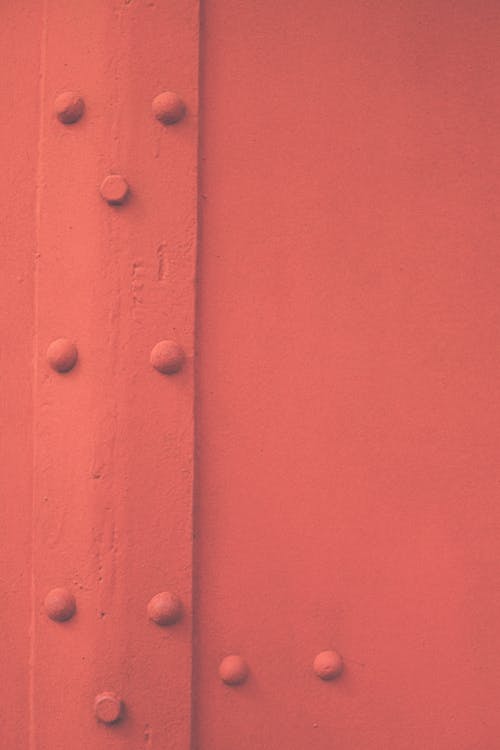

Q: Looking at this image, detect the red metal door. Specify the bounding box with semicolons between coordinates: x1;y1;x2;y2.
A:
1;2;499;749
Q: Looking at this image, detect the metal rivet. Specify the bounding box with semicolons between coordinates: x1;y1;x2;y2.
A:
94;692;123;724
152;91;186;125
313;650;344;680
219;655;249;686
44;588;76;622
150;340;185;375
147;591;183;626
47;338;78;373
99;174;129;205
54;91;84;124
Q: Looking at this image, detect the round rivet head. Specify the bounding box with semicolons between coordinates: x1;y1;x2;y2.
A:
150;340;185;375
54;91;84;124
147;591;183;626
44;588;76;622
47;338;78;373
100;174;129;205
313;650;344;680
94;692;123;724
152;91;186;125
219;655;249;686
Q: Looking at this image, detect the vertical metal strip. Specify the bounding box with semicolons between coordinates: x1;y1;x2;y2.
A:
0;4;43;749
32;1;199;747
31;1;48;746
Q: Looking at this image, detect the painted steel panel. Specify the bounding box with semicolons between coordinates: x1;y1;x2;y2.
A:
194;1;500;748
1;2;499;749
1;1;198;748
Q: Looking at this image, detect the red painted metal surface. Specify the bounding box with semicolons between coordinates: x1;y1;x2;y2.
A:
194;1;500;748
1;1;198;748
1;2;500;749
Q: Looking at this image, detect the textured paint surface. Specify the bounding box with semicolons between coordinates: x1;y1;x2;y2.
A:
194;1;500;748
1;0;198;748
1;2;500;749
0;4;42;747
